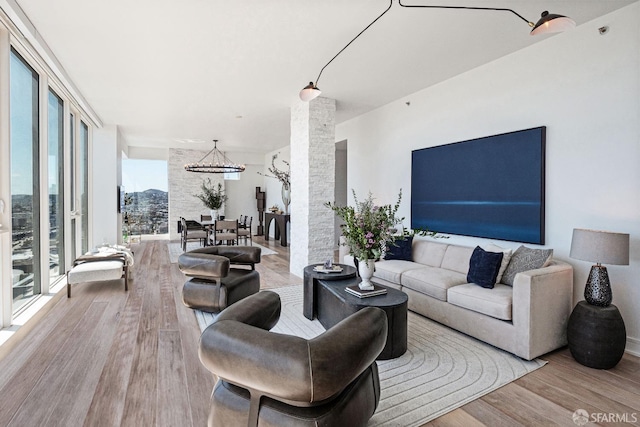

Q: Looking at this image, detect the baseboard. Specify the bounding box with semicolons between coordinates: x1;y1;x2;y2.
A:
626;336;640;357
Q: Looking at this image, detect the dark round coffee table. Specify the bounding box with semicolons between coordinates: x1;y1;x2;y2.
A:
303;263;357;320
314;276;408;360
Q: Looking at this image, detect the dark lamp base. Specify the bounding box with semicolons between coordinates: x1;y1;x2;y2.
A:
584;265;612;307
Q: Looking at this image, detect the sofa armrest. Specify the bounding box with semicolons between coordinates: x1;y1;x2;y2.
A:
512;260;574;359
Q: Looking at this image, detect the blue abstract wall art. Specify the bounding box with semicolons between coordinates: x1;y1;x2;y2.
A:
411;126;546;244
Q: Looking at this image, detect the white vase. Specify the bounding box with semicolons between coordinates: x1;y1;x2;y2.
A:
358;259;376;290
281;183;291;214
210;209;218;220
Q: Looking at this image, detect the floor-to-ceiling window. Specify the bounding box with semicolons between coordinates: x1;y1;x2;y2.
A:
10;48;41;312
0;14;95;322
48;89;64;282
69;113;77;260
79;121;89;254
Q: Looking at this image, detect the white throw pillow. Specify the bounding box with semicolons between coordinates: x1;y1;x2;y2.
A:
482;243;512;284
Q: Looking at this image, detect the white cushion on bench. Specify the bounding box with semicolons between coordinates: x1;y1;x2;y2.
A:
67;260;124;284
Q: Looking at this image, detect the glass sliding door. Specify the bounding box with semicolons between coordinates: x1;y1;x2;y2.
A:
48;89;64;282
10;48;40;312
79;121;89;254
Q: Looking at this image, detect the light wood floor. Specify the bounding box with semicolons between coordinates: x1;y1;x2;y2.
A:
0;238;638;426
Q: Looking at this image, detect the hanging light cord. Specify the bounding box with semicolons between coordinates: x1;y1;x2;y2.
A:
397;1;534;27
302;0;572;100
313;0;394;89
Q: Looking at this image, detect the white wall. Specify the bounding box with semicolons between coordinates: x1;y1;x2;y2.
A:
167;148;265;240
262;146;291;239
91;125;120;245
336;3;640;355
224;163;263;234
262;146;291;212
167;148;224;240
334;141;348;246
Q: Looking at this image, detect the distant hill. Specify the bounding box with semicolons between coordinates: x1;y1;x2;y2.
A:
124;189;169;234
127;189;167;197
140;188;167;196
126;189;168;205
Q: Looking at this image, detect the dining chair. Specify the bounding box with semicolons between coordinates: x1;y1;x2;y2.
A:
181;217;208;251
201;214;212;222
238;216;252;245
212;219;239;246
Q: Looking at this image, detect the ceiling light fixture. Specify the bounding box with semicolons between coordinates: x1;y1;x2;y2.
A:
299;0;576;101
184;140;246;173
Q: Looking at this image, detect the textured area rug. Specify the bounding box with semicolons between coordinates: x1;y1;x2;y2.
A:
196;285;546;426
167;241;277;263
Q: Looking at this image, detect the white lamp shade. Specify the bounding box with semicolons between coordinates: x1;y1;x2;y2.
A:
530;13;576;36
570;228;630;266
299;83;321;102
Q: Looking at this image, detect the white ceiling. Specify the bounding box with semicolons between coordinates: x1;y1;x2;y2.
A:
13;0;636;154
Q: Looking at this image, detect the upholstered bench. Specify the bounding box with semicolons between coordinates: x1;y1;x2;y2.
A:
178;246;261;313
67;253;129;298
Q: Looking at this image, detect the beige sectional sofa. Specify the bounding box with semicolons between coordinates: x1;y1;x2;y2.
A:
343;239;574;360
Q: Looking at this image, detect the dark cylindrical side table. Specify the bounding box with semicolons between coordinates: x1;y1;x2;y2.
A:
303;264;357;320
567;300;626;369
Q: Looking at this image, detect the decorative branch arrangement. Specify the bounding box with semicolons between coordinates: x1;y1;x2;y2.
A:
194;179;228;210
258;153;290;187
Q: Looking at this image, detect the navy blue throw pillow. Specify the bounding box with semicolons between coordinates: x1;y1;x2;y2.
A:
384;236;413;261
467;246;504;289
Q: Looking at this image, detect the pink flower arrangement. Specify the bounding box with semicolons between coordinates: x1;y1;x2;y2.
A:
326;190;403;260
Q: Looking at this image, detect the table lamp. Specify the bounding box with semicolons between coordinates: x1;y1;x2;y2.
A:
569;228;630;306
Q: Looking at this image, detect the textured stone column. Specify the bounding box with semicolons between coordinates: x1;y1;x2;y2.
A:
290;97;336;277
168;148;224;240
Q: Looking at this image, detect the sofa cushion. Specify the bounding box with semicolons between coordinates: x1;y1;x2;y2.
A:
373;260;424;285
401;267;468;301
384;236;413;261
412;241;448;267
467;246;504;289
482;243;512;284
501;246;553;286
440;245;474;274
447;283;513;321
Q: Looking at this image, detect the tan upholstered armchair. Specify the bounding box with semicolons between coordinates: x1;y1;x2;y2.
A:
199;291;388;427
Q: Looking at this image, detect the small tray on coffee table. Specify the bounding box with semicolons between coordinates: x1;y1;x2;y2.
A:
313;265;344;273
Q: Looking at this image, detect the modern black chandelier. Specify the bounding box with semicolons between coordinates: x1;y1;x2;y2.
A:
184;140;246;174
300;0;576;101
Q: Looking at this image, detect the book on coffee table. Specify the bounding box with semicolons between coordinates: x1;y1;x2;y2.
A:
345;284;388;298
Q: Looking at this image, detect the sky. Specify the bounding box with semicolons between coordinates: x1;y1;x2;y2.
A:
122;159;168;193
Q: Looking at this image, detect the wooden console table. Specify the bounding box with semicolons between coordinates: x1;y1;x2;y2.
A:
264;212;290;247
